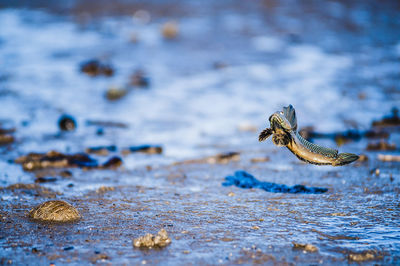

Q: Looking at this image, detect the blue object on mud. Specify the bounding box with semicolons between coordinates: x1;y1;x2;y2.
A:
223;170;328;194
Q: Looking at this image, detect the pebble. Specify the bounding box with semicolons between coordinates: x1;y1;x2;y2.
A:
29;200;81;222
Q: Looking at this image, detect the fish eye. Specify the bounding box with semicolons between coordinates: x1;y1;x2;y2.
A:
280;111;283;115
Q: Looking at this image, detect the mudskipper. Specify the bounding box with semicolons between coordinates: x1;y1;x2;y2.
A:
259;105;359;166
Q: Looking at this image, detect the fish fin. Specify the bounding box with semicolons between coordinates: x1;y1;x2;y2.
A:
332;153;359;166
283;104;297;131
259;128;273;142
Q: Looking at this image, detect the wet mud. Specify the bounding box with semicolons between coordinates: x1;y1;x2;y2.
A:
1;0;400;265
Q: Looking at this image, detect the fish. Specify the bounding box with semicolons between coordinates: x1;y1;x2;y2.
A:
259;105;359;166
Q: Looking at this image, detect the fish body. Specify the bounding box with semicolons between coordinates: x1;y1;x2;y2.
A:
259;105;359;166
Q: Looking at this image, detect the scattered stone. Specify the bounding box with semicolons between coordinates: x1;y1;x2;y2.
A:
366;140;396;151
96;186;115;194
35;177;57;183
298;126;389;146
133;229;171;248
250;157;270;163
90;253;110;264
348;251;375;262
86;145;117;156
207;152;240;164
292;242;318;252
86;120;128;129
130;70;150;88
372;107;400;127
0;125;15;145
15;151;121;171
58;115;76;131
80;59;114;77
378;154;400;162
161;21;179;39
123;145;163;155
29;200;81;222
101;156;123;169
2;183;61;197
105;87;129;101
0;134;14;145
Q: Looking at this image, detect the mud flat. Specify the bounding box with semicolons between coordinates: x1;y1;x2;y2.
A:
0;0;400;264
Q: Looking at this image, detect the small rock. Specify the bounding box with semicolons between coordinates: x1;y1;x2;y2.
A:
250;157;270;163
130;70;150;88
348;251;375;262
133;229;171;248
29;200;81;222
292;242;318;252
105;87;128;101
35;177;57;183
161;21;179;39
80;59;114;77
378;154;400;162
366;140;396;151
58;115;76;131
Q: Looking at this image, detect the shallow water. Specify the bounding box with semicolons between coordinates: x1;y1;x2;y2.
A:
0;0;400;265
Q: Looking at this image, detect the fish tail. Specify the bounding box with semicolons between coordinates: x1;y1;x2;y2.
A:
332;153;359;166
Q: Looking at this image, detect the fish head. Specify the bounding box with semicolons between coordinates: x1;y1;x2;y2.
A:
269;111;293;132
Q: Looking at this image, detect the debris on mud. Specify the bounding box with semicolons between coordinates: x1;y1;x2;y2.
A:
0;126;15;145
133;229;171;249
372;107;400;128
223;171;328;194
29;200;81;222
122;145;163;155
299;127;389;146
175;152;240;165
15;151;123;171
161;21;179;39
105;87;128;101
80;59;114;77
90;253;110;264
348;251;377;262
378;154;400;162
250;157;270;163
1;183;61;197
96;186;115;194
366;140;396;151
35;177;57;183
101;156;123;169
292;242;318;252
86;145;117;155
130;70;150;88
86;120;128;128
58;114;76;131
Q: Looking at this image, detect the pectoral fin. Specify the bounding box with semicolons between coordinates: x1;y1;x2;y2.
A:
259;128;273;142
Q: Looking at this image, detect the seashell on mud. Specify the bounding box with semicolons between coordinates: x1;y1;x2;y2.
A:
29;200;81;222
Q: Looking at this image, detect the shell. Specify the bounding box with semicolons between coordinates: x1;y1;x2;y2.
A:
29;200;81;222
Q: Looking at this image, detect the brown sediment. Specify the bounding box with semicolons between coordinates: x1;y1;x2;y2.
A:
174;152;240;165
80;59;114;77
292;242;318;252
366;140;396;151
15;151;122;171
378;154;400;162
